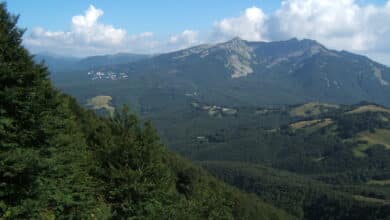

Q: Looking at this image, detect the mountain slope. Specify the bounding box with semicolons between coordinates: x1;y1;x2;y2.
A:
78;37;389;107
143;99;390;219
201;161;390;220
34;52;150;72
33;52;80;72
0;4;293;219
77;53;150;69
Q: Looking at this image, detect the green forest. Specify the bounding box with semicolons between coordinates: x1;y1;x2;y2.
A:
0;3;292;219
1;2;390;219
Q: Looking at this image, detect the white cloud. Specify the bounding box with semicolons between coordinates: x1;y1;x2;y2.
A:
71;5;126;45
24;1;390;64
127;32;161;53
168;30;199;49
271;0;390;52
213;7;268;42
26;5;127;55
210;0;390;64
24;5;201;56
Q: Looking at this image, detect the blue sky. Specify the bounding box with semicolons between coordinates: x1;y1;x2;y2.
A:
7;0;387;35
8;1;281;36
6;0;390;65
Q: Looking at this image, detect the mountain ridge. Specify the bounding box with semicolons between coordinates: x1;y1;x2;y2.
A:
50;37;390;107
100;37;390;106
34;52;150;72
0;4;293;219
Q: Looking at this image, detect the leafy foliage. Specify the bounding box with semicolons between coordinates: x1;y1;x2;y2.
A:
201;161;390;220
0;3;292;219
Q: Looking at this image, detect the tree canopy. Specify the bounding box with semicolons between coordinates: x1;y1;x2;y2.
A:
0;3;292;219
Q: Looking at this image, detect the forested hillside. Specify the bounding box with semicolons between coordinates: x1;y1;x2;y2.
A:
2;2;390;219
192;103;390;220
51;36;390;110
0;3;293;219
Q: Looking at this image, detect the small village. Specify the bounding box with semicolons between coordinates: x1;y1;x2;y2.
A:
87;71;129;80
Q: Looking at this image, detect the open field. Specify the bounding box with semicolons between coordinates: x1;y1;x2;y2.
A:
87;95;115;116
347;105;390;114
353;129;390;157
290;102;339;117
367;179;390;186
290;118;333;130
353;195;389;205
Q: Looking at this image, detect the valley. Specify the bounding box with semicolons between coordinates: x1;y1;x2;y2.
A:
52;84;390;219
4;1;390;219
41;37;390;219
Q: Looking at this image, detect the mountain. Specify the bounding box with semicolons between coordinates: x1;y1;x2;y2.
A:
51;38;390;122
0;4;294;219
33;52;80;72
82;37;389;107
14;12;389;220
75;83;390;218
152;99;390;219
77;53;151;69
34;52;150;72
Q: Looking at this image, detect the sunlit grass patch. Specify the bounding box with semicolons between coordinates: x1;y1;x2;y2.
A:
290;102;339;117
352;129;390;157
347;105;390;114
367;179;390;186
290;118;333;131
353;195;389;205
87;95;115;116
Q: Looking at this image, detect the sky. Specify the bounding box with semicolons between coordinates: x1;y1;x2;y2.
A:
6;0;390;65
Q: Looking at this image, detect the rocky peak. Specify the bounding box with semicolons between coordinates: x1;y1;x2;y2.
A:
214;38;255;78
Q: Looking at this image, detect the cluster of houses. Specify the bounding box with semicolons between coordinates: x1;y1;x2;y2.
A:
191;102;237;117
87;71;128;81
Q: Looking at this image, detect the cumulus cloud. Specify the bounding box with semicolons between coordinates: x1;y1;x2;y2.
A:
271;0;390;52
24;1;390;64
25;5;128;55
208;0;390;64
24;5;202;56
213;7;268;42
71;5;126;45
127;32;161;53
168;30;199;49
212;0;390;56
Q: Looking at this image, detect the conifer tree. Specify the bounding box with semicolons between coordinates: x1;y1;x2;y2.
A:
0;3;108;218
0;3;296;219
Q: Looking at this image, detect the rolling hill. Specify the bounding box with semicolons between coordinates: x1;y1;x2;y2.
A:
51;38;390;125
32;18;390;220
34;52;150;72
0;4;294;219
169;102;390;219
